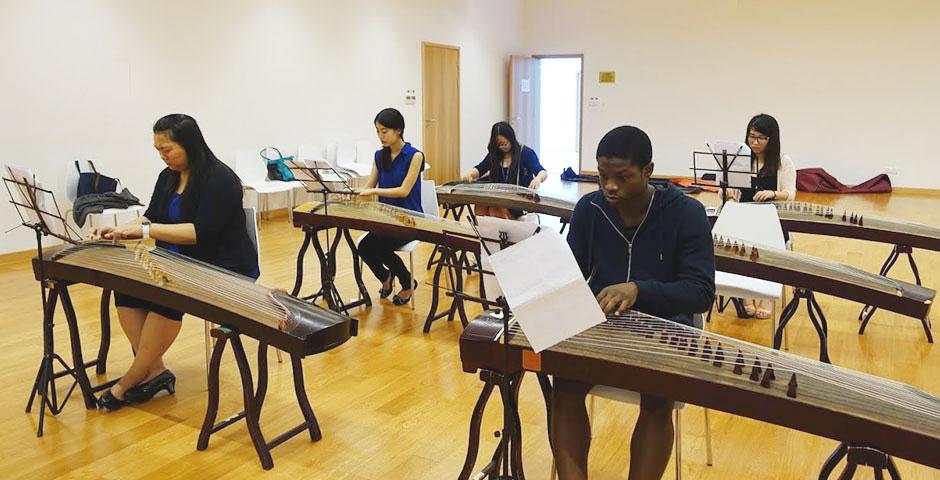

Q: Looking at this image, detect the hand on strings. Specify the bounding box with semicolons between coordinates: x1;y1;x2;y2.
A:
596;282;639;315
724;188;741;202
86;226;115;242
528;177;542;189
753;190;776;202
104;224;143;242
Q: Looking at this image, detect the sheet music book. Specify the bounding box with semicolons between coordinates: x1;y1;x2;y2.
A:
488;229;606;352
705;141;754;189
4;165;71;239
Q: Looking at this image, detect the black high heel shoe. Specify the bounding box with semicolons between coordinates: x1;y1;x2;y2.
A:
97;390;128;411
392;280;419;306
378;273;394;299
124;370;176;404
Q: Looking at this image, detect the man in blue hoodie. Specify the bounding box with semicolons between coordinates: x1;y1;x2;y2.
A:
551;126;715;479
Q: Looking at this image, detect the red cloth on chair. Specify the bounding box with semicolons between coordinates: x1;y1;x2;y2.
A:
796;168;892;194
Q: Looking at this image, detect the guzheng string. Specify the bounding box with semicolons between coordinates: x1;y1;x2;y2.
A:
53;243;289;327
308;200;472;233
506;313;940;419
714;234;906;296
771;201;940;239
450;183;542;201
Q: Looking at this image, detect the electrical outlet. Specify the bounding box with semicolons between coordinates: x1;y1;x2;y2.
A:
588;96;600;107
884;166;899;175
405;89;416;105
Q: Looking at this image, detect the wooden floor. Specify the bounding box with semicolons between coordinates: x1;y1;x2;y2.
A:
3;188;939;479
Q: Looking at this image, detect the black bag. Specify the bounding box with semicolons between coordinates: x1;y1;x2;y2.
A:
75;160;119;197
261;147;296;181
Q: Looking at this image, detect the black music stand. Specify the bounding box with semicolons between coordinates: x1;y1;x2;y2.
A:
3;166;115;437
286;161;370;314
691;143;756;207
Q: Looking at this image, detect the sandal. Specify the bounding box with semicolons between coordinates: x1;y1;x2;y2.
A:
393;280;418;306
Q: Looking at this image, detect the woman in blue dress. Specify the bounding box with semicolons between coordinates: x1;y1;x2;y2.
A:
356;108;425;305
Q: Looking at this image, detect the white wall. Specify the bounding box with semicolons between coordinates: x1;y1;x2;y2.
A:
521;0;940;187
0;0;521;254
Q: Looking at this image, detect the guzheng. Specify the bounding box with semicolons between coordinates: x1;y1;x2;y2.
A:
768;201;940;251
459;311;940;470
35;242;354;356
292;199;479;252
713;235;935;321
435;183;577;219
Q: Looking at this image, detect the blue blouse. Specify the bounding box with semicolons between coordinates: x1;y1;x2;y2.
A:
157;192;259;279
374;142;424;213
473;145;545;187
157;193;183;254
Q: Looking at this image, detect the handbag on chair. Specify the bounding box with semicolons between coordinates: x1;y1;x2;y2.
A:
261;147;296;181
75;160;119;197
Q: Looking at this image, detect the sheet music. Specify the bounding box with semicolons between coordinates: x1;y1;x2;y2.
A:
4;165;70;239
488;230;606;352
705;141;754;188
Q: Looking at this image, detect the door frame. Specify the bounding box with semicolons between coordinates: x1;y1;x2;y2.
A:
421;41;461;185
533;53;586;175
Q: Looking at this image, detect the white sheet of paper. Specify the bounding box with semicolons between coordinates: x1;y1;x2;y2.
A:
489;230;606;352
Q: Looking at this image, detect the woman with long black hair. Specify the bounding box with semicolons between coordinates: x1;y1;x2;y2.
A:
726;113;796;319
88;114;258;410
356;108;425;305
462;121;548;218
727;113;796;203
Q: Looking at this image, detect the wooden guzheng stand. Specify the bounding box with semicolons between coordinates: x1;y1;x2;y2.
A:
458;311;940;479
431;183;577;273
292;200;482;331
33;243;356;470
711;235;935;363
768;201;940;341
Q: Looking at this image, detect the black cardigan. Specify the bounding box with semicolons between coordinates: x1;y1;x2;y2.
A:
144;163;258;276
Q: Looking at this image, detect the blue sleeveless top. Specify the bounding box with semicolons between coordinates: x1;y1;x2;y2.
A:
374;142;424;213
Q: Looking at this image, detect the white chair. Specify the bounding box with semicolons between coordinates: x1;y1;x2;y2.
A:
65;160;145;227
710;202;787;345
550;314;714;480
234;149;304;226
203;207;281;372
356;179;438;310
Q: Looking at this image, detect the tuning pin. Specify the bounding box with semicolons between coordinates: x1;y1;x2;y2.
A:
787;373;798;398
749;359;763;381
688;339;698;356
851;213;858;224
842;211;847;222
733;351;746;375
765;363;776;381
858;216;864;226
669;336;678;347
659;331;669;344
732;242;739;254
750;246;760;261
701;339;713;361
739;244;747;256
677;336;687;351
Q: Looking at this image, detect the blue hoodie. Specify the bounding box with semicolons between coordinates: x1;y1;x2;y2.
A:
566;183;715;325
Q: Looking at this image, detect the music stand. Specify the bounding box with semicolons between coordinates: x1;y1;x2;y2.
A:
2;165;91;437
690;142;757;207
286;160;371;312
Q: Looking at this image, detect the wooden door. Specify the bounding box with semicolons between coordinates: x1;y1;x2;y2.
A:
509;55;541;157
422;43;460;186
